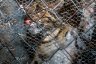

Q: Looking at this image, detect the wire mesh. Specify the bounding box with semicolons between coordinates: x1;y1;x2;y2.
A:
0;0;96;64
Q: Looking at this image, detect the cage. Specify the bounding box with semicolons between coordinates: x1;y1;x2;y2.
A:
0;0;96;64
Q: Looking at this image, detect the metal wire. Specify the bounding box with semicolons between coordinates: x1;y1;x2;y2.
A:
0;0;96;64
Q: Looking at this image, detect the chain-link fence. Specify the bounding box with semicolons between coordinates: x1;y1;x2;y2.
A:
0;0;96;64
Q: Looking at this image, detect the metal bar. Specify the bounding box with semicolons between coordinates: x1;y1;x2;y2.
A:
1;40;20;64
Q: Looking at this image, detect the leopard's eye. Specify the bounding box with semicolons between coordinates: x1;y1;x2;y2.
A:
65;31;68;36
